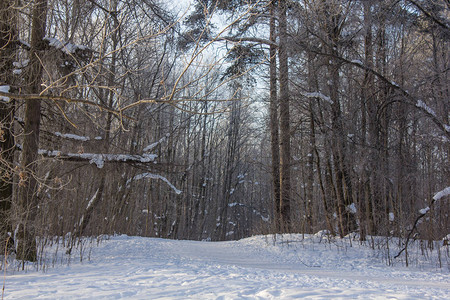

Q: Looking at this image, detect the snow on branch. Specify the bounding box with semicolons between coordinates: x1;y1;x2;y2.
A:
127;173;182;195
72;153;157;168
301;91;333;104
395;186;449;260
418;186;450;215
44;37;89;55
12;59;29;76
19;39;30;50
350;59;363;66
300;48;450;139
143;133;170;152
54;132;90;142
433;186;450;201
418;207;430;215
37;148;157;168
0;85;10;102
415;100;450;135
416;100;437;118
86;188;99;210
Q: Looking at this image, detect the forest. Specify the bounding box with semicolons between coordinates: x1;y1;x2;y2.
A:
0;0;448;263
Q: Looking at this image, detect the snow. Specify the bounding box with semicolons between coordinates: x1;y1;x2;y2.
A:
433;186;450;201
389;212;395;222
418;187;450;215
44;37;88;55
346;203;357;214
54;132;90;141
38;149;62;157
86;188;99;210
143;141;160;152
391;81;400;88
12;59;29;76
351;59;363;65
260;214;269;222
127;173;182;194
143;134;170;152
416;100;437;118
13;60;29;68
301;91;333;104
2;234;449;299
419;207;430;215
0;85;10;102
19;39;30;48
38;150;158;169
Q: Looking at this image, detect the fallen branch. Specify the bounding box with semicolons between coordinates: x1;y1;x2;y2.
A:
395;187;450;260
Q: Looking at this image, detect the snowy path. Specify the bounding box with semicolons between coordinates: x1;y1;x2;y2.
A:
2;235;450;299
171;240;448;289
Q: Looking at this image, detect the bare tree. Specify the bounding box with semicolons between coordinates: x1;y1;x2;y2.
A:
278;0;291;232
15;0;48;262
0;0;17;252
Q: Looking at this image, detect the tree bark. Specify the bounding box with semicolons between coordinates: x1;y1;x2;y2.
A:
269;0;281;232
0;0;16;252
278;0;291;232
322;0;356;237
71;1;120;243
305;46;319;234
359;0;374;241
16;0;48;262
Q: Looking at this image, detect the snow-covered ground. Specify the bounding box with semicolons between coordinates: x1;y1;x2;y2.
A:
2;234;449;299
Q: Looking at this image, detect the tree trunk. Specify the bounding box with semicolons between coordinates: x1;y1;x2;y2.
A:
0;0;16;252
217;96;241;240
71;2;120;242
367;9;390;235
323;0;356;237
305;48;319;234
269;0;281;232
278;0;291;232
359;0;374;241
16;0;48;262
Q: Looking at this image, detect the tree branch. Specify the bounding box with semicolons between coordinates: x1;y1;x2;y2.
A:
0;91;134;121
292;40;450;140
394;187;450;259
408;0;450;33
217;36;278;47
